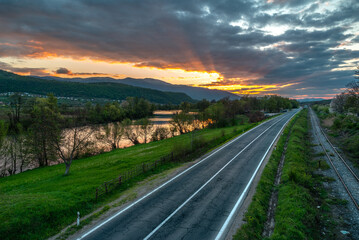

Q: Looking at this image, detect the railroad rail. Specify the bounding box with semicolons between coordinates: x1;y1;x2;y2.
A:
310;108;359;211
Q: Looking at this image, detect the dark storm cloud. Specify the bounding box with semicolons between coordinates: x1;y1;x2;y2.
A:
0;61;47;75
53;67;114;76
55;67;71;75
0;0;358;97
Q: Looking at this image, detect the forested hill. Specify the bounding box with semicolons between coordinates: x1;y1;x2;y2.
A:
38;75;240;101
0;70;194;104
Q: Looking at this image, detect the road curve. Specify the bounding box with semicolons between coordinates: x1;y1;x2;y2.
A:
77;109;300;240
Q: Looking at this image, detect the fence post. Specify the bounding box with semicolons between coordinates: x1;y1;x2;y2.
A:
105;183;108;193
119;175;122;185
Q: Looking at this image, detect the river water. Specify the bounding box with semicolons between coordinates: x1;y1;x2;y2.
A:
0;111;178;176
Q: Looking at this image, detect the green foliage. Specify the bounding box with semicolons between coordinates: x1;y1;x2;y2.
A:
0;120;8;144
28;94;62;167
261;95;297;113
170;111;195;134
344;134;359;158
205;102;226;127
0;70;193;104
313;104;359;163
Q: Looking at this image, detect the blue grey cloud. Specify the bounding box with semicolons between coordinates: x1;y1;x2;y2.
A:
0;0;358;98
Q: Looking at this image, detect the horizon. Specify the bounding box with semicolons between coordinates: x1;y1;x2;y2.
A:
0;0;358;99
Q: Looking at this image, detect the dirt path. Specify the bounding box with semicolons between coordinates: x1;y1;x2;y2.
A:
262;119;294;237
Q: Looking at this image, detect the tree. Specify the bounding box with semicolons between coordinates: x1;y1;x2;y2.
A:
344;67;359;114
151;127;170;141
0;121;8;177
122;118;142;145
332;93;347;114
138;118;153;143
52;118;94;175
99;122;124;150
170;111;194;134
205;103;226;127
28;94;62;167
8;93;23;126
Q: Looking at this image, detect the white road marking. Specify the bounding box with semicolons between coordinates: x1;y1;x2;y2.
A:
77;114;287;240
143;114;290;240
214;109;300;240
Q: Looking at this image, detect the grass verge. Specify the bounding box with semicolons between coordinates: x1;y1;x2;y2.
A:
233;110;300;240
0;117;272;240
235;109;332;240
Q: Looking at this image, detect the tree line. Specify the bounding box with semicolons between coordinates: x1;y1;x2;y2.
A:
0;93;298;176
0;94;156;176
169;95;298;134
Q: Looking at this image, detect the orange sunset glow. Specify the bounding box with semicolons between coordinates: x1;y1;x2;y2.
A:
0;0;358;99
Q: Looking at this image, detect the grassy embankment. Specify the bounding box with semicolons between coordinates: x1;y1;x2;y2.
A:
0;117;270;240
313;104;359;166
234;109;326;239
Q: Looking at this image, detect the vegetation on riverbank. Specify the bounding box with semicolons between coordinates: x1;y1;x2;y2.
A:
0;118;264;240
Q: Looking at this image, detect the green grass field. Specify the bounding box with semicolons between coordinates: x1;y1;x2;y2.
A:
0;121;260;240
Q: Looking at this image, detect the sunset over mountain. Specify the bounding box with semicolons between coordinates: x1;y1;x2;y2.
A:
0;0;358;99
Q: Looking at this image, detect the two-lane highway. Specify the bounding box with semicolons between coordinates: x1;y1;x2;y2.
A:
76;109;300;240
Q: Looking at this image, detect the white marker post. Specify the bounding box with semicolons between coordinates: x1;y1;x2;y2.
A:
77;212;80;226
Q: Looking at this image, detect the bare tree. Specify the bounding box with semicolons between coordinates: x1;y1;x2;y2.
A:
332;93;347;114
122;118;142;145
53;125;94;175
139;118;153;143
345;72;359;114
98;122;123;150
151;127;170;141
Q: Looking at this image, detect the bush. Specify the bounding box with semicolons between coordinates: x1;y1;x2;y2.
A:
247;111;265;123
344;134;359;159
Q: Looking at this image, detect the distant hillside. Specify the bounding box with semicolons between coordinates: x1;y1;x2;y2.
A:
37;76;239;101
298;98;328;103
0;70;194;104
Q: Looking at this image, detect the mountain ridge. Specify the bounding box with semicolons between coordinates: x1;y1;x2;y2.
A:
0;70;194;104
36;76;240;101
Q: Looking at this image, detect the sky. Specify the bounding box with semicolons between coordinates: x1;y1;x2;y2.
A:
0;0;358;99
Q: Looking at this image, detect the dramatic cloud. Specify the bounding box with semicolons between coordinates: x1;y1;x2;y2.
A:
0;0;358;98
55;67;71;75
0;61;48;76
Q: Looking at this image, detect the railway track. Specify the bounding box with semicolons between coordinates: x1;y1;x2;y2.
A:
309;108;359;211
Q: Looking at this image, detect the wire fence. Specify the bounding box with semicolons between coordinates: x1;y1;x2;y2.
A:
95;152;174;201
94;125;254;201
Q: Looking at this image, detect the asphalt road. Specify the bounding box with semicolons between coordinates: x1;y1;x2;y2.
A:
78;109;299;240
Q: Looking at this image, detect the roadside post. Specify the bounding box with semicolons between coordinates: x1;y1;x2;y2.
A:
77;212;80;226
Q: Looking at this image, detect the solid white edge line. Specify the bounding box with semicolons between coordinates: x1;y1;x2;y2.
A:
214;108;301;240
77;113;286;240
143;115;286;240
